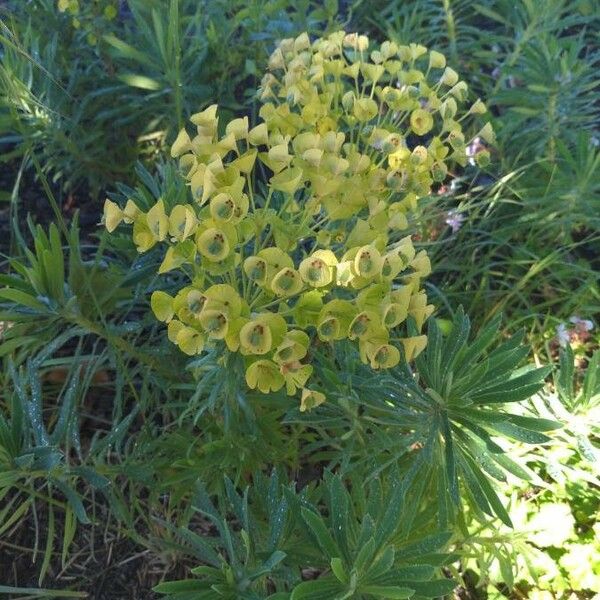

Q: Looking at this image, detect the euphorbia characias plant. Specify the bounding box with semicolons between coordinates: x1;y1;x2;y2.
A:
103;31;493;410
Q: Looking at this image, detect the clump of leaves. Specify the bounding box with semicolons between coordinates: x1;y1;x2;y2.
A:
153;471;458;599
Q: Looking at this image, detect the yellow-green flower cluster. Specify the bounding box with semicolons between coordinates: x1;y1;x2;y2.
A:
57;0;118;45
258;31;494;219
103;31;493;408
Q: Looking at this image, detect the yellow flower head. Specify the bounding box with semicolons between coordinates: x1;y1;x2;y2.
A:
103;31;493;401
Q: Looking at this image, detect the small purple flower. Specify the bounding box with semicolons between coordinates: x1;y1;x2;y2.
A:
445;210;465;233
569;316;594;332
556;323;570;347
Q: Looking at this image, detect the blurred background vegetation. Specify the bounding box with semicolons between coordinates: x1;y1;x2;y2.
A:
0;0;598;598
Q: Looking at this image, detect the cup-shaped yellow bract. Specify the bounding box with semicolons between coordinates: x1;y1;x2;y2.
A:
199;309;229;339
271;267;304;296
239;313;286;356
317;300;356;341
210;193;236;223
244;256;268;285
151;290;174;323
240;320;273;355
246;359;285;393
300;388;326;412
132;219;156;253
382;302;408;328
147;199;169;242
410;109;434;136
401;335;428;362
176;326;206;356
273;330;310;364
353;246;384;279
299;252;336;288
281;361;313;395
103;199;123;233
348;311;380;340
197;227;230;262
169;204;198;241
370;344;401;370
103;30;493;406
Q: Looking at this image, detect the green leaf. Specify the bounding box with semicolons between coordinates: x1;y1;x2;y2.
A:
487;421;552;444
153;579;209;593
395;532;452;559
462;454;512;526
372;565;436;585
103;33;157;67
301;508;341;559
290;577;344;600
403;578;457;597
557;345;575;401
52;479;90;524
471;366;550;403
0;288;47;311
117;73;162;90
330;557;348;583
0;586;86;597
359;585;414;598
455;313;502;378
